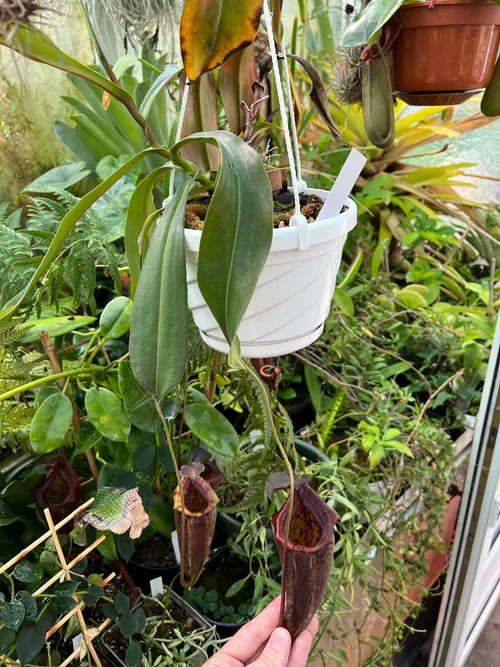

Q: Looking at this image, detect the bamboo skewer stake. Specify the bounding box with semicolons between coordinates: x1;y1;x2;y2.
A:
0;499;116;667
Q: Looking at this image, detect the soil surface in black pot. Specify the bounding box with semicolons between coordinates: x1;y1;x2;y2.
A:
185;188;341;230
104;598;200;663
132;534;177;568
198;551;254;609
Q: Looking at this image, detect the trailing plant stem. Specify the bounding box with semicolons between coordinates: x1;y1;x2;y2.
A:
244;359;294;628
0;367;111;402
155;401;187;588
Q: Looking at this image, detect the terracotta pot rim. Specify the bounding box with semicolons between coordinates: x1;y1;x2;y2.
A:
397;0;500;26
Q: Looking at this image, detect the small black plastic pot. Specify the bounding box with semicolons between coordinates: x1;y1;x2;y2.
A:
126;535;180;593
186;547;252;639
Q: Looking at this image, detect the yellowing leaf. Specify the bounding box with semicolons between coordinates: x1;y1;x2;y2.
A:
180;0;264;81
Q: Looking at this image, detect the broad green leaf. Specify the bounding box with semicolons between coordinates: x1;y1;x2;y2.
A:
119;611;136;637
386;441;413;458
126;641;143;667
129;178;192;400
15;592;37;621
17;316;95;343
22;162;91;193
100;297;133;339
30;393;73;454
381;362;410;379
74;420;103;455
333;288;354;317
180;0;264;81
85;388;131;442
341;0;405;47
132;444;156;471
54;120;107;169
117;532;135;563
139;65;182;119
371;238;391;278
184;391;238;457
16;622;46;665
0;25;134;103
77;487;150;539
225;577;248;598
149;494;175;537
0;628;15;654
1;148;164;321
304;363;322;414
0;600;25;631
13;562;38;583
126;167;169;298
171;131;273;345
219;45;257;135
118;361;163;432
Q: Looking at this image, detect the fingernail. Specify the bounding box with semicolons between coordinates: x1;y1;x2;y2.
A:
271;628;290;653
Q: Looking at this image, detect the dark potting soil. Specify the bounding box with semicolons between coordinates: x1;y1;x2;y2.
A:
83;556;135;626
104;597;200;662
199;552;254;609
185;190;333;230
132;534;177;569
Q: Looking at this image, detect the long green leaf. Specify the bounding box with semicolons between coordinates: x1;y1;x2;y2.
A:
139;65;182;120
1;148;164;321
0;24;133;104
170;131;273;345
129;178;193;400
341;0;404;47
126;167;169;298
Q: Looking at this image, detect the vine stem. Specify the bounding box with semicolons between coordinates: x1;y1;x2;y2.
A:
155;401;187;588
244;359;294;628
0;367;110;402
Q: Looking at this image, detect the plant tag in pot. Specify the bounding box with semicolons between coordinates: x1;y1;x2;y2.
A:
171;530;181;565
72;633;83;653
316;148;366;221
150;576;164;599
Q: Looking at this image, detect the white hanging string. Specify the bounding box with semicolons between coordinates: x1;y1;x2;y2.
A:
280;37;307;191
262;0;304;222
167;78;191;201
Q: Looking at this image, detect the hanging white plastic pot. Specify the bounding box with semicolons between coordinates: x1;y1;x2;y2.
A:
185;189;357;359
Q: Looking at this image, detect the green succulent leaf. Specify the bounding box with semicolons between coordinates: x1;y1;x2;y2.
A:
30;393;73;454
85;387;131;442
184;389;238;457
100;297;133;339
126;640;143;667
17;316;95;343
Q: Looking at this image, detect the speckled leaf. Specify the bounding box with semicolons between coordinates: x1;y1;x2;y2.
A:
0;627;15;654
15;592;37;621
180;0;264;81
0;600;25;631
30;393;73;454
85;388;131;442
77;487;149;539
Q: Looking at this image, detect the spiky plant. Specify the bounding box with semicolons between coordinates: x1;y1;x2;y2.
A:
0;0;46;37
332;46;364;106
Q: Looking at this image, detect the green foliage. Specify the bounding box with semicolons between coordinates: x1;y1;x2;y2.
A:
184;586;258;624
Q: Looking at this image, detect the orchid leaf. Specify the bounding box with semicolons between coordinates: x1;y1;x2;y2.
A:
129;178;192;400
180;0;264;81
0;24;133;104
170;131;273;345
139;65;183;120
77;487;150;539
220;45;257;135
180;73;220;172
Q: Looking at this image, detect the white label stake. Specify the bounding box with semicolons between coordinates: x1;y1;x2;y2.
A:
171;530;181;565
150;576;164;599
316;148;367;222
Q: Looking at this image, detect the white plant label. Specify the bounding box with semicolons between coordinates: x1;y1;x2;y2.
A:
171;530;181;565
72;633;83;656
316;148;367;221
149;576;164;599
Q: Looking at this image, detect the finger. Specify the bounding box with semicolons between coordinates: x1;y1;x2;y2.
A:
287;616;320;667
215;597;281;663
203;654;242;667
249;627;292;667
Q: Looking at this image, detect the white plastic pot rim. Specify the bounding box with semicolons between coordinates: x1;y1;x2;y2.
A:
184;192;357;254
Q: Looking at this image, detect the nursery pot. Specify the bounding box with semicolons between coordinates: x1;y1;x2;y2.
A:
185;191;357;358
101;590;213;667
393;0;500;105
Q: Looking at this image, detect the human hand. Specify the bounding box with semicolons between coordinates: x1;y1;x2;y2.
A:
203;596;319;667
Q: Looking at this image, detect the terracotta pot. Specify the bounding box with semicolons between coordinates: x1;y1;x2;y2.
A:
393;0;500;105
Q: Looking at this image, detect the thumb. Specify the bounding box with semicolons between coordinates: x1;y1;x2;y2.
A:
250;627;292;667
